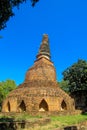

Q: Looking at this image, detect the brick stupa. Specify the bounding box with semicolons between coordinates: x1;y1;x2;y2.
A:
2;34;75;112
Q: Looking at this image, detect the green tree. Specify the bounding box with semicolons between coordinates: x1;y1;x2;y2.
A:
62;59;87;93
0;0;39;30
59;80;69;93
0;79;17;111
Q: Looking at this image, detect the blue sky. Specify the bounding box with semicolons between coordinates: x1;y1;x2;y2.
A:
0;0;87;85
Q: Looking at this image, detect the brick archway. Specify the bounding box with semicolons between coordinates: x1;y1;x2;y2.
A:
39;99;49;111
19;100;26;112
61;100;67;110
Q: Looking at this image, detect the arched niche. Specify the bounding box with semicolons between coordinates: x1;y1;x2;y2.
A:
7;101;10;112
39;99;48;111
19;100;26;112
61;100;67;110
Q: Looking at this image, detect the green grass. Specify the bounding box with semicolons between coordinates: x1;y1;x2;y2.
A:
13;113;42;121
51;114;87;127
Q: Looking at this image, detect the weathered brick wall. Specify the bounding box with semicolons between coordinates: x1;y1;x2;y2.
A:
25;58;56;82
2;85;75;112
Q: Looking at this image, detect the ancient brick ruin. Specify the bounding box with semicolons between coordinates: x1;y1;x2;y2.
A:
2;34;75;112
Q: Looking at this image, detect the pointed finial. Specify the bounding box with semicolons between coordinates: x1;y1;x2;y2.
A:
36;34;51;60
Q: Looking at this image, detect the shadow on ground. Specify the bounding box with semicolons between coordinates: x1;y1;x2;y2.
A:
0;117;25;130
64;126;77;130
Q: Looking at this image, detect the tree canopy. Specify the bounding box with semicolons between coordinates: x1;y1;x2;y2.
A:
0;79;17;110
62;59;87;93
59;80;69;93
0;0;39;30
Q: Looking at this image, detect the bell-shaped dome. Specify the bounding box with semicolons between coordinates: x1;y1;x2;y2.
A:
25;58;56;82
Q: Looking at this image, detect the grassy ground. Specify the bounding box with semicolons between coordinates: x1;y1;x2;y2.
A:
29;114;87;130
0;113;87;130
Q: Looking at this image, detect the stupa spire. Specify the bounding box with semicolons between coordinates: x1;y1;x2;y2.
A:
36;34;51;60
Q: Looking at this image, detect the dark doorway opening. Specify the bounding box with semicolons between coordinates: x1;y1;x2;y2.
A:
7;101;10;112
19;100;26;112
61;100;67;110
39;99;48;111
